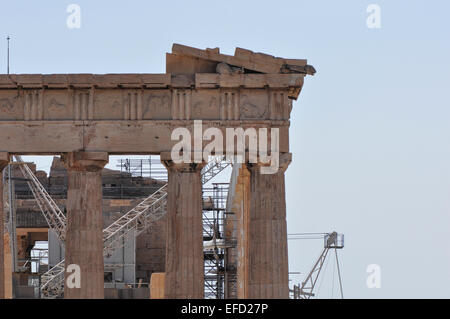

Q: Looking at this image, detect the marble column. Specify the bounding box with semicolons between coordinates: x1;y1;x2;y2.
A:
0;152;9;299
162;158;205;299
246;153;291;299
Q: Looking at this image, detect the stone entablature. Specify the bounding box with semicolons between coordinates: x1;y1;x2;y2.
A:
0;83;297;122
0;44;313;155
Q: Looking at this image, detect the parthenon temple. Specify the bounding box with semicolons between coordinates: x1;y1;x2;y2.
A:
0;44;314;299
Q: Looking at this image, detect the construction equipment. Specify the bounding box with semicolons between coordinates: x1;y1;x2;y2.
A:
103;184;168;257
13;155;66;243
38;156;231;298
40;183;169;297
202;183;234;299
291;232;344;299
202;157;231;185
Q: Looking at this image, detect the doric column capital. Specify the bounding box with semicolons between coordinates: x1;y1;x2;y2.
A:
0;152;10;171
162;160;205;173
61;151;108;172
246;152;292;174
160;151;205;172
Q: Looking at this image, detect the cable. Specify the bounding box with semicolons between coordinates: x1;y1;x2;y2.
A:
335;248;344;299
331;251;336;298
288;233;326;241
288;233;328;236
288;237;323;240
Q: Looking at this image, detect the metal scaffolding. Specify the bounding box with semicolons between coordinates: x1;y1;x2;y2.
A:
202;183;236;299
117;157;167;181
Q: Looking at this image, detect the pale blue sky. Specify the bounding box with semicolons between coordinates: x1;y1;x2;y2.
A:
1;0;450;298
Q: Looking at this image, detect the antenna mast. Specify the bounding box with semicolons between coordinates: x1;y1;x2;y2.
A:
7;36;10;74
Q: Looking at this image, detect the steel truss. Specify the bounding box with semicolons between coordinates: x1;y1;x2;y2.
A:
14;155;66;243
291;232;344;299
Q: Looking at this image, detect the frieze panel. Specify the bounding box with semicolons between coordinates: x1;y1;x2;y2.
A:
0;90;22;120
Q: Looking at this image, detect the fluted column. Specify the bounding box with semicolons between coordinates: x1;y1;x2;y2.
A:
62;152;108;299
0;153;10;299
162;156;205;299
246;153;291;299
